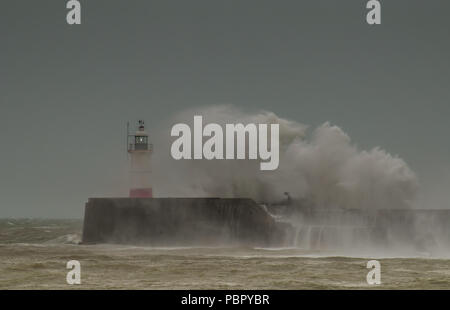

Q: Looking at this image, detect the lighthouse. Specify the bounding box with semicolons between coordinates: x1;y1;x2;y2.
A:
127;120;153;198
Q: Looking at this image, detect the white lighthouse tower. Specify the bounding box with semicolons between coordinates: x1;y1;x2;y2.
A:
127;120;153;198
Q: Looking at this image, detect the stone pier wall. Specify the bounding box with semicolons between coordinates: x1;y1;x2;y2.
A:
82;198;285;247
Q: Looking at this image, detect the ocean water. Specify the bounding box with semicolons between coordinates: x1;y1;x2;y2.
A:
1;219;450;290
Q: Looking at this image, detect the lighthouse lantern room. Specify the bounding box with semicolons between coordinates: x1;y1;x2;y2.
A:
127;120;153;198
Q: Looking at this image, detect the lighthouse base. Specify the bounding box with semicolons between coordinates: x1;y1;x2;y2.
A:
129;188;153;198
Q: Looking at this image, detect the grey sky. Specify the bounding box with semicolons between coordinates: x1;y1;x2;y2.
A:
1;0;449;218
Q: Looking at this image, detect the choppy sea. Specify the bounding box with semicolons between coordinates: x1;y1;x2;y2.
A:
1;219;449;289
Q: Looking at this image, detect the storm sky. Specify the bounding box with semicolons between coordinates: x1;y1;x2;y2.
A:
1;0;449;218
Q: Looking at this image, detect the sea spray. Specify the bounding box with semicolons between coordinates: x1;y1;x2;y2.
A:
152;105;418;211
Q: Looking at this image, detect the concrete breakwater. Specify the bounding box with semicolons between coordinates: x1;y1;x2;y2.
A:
280;209;450;253
82;198;450;252
82;198;285;246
